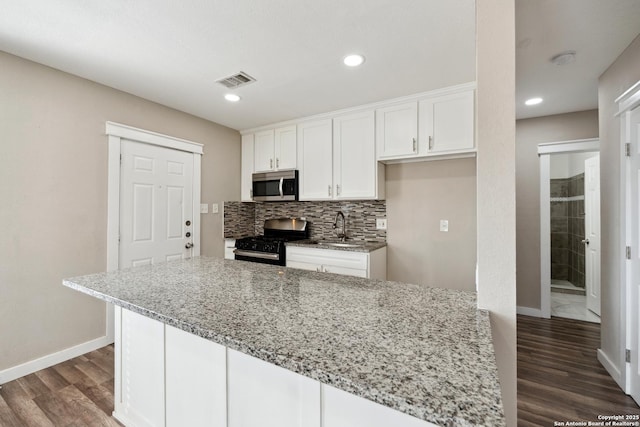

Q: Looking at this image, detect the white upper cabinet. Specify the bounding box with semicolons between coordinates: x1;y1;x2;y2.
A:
254;126;297;172
333;111;383;200
419;89;474;155
297;119;333;201
274;125;297;170
254;129;276;172
241;134;254;202
375;102;418;159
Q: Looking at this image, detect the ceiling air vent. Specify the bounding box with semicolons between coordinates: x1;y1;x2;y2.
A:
216;71;256;89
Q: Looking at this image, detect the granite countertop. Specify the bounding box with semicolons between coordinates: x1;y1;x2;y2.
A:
285;239;387;253
63;257;504;427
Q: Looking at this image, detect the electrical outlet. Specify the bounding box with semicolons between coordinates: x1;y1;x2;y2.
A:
212;203;219;214
376;218;387;230
200;204;209;214
440;220;449;232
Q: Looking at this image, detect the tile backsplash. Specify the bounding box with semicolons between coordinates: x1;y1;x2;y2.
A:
224;201;386;242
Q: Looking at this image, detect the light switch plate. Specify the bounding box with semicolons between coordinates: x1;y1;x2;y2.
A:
200;204;209;214
376;218;387;230
212;203;219;214
440;220;449;232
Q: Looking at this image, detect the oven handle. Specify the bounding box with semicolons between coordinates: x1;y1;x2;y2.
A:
279;177;284;198
233;249;280;261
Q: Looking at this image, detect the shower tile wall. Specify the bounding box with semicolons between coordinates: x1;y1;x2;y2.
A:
550;173;585;287
224;200;386;242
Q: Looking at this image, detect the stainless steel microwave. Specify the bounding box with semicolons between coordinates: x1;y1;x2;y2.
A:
252;170;299;201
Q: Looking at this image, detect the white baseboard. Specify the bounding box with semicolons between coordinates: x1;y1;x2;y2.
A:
597;348;625;391
517;306;544;318
0;335;113;385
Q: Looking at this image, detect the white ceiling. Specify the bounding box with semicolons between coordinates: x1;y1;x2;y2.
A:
516;0;640;119
2;1;639;128
0;0;476;130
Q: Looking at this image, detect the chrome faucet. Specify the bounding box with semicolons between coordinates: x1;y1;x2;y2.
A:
333;211;347;241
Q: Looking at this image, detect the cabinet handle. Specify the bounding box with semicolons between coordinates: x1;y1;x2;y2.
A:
428;136;433;150
270;158;273;169
328;185;332;197
276;158;279;168
412;138;417;153
336;184;341;196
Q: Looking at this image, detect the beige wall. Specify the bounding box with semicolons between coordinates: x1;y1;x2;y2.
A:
386;159;477;291
476;0;516;424
515;110;599;309
0;51;240;372
598;34;640;383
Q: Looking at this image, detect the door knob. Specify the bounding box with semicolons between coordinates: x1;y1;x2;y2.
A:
581;239;590;245
185;242;194;249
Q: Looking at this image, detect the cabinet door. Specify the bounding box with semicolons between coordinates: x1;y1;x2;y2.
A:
275;125;297;170
323;385;437;427
333;111;377;199
419;90;474;154
227;349;321;427
119;309;165;427
254;129;275;172
297;119;333;200
165;326;227;427
241;134;254;202
375;102;418;159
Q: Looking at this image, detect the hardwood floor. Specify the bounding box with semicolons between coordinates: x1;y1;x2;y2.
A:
0;345;120;426
518;315;639;426
2;319;638;426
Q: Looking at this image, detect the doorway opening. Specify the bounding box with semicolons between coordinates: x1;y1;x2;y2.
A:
538;138;600;319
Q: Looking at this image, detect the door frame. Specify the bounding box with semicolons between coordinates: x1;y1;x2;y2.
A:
615;80;640;394
105;122;203;341
538;138;600;318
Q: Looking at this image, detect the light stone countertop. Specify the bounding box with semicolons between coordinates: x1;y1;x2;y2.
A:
285;239;387;253
63;257;504;427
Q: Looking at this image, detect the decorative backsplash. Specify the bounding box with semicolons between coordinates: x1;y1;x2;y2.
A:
224;201;387;242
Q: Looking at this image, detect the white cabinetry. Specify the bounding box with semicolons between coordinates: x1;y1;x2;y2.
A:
333;111;384;200
241;134;254;202
286;246;387;280
224;239;236;260
419;90;474;155
254;125;297;173
227;349;320;427
297;119;333;200
165;325;227;427
375;102;418;159
323;385;437;427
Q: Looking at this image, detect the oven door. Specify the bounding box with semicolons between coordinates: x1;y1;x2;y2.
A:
233;249;283;266
252;170;298;201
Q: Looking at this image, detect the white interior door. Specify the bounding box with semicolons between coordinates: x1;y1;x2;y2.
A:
629;106;640;405
120;140;194;267
584;154;601;316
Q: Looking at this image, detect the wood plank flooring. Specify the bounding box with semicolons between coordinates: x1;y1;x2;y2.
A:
518;315;640;426
2;318;638;426
0;345;121;427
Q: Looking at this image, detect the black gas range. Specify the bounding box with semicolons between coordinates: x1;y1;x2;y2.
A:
234;218;309;266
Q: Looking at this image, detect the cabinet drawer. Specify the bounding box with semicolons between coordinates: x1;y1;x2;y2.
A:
287;247;369;270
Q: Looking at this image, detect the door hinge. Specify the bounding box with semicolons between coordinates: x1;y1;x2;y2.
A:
626;349;631;363
625;143;631;157
627;246;632;260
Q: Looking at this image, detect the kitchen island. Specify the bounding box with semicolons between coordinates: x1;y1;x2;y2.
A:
63;257;504;427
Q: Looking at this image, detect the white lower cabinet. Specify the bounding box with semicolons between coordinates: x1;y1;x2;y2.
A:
165;326;227;427
227;349;320;427
323;385;438;427
224;238;236;260
286;246;387;280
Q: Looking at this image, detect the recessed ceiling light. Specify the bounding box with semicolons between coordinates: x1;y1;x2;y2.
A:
525;97;543;106
550;51;576;66
343;54;365;67
224;94;241;102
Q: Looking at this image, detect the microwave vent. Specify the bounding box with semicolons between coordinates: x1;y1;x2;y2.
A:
216;71;256;89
